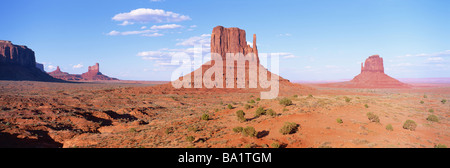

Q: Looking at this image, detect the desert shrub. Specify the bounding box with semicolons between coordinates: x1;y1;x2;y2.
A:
233;126;243;133
344;97;351;103
279;98;292;106
282;108;289;112
420;101;424;104
428;109;434;113
364;104;369;108
227;104;233;109
236;110;246;122
441;99;447;104
267;109;277;117
271;142;280;148
256;98;261;101
201;113;210;121
366;112;380;123
293;95;298;98
403;120;417;131
254;107;266;117
336;118;343;124
244;104;253;110
279;122;298;135
434;144;447;148
427;115;439;122
248;99;256;104
308;94;313;98
188;125;200;132
186;136;195;142
129;128;137;133
423;94;427;98
385;124;393;131
242;126;257;137
165;127;174;134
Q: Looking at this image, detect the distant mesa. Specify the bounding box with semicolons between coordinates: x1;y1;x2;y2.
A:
0;40;61;81
48;63;118;81
346;55;410;88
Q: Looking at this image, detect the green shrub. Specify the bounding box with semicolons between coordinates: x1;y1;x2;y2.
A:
236;110;246;122
427;115;439;122
248;99;256;104
336;118;343;124
293;95;298;98
165;127;174;134
188;125;200;132
403;120;417;131
242;126;257;137
186;136;195;142
244;104;253;110
434;144;447;148
364;104;369;108
271;142;280;148
428;109;434;113
254;107;266;117
344;97;351;103
227;104;233;109
366;112;380;123
256;98;261;101
201;113;210;121
282;108;288;112
385;124;393;131
279;98;292;106
308;94;313;98
233;126;244;133
441;99;447;104
267;109;277;117
129;128;137;133
279;122;298;135
423;94;427;98
420;100;424;104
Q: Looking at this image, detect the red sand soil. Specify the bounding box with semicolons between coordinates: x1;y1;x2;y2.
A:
0;80;448;148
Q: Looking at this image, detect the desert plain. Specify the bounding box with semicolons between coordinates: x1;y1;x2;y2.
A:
0;80;448;148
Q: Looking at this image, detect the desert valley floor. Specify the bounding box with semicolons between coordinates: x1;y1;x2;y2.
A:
0;81;448;148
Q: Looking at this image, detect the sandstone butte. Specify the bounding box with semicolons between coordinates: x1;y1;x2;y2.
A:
48;63;118;81
0;40;60;81
160;25;311;97
348;55;410;88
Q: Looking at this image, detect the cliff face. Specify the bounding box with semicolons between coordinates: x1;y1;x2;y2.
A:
350;55;409;88
210;26;258;63
0;40;60;81
0;40;36;67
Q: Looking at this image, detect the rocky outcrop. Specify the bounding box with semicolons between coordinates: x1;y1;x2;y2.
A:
349;55;409;88
48;66;83;81
0;40;36;67
49;63;118;81
0;40;60;81
175;26;291;89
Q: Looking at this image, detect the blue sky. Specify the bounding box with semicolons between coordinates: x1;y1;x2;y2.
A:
1;0;449;81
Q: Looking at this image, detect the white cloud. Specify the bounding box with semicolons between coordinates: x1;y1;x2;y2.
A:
190;25;197;28
398;50;450;58
47;65;57;71
269;52;296;59
278;33;292;37
151;24;182;30
141;26;147;29
427;57;444;62
142;33;164;37
107;29;161;36
73;64;83;69
119;21;134;26
176;34;210;46
112;8;191;23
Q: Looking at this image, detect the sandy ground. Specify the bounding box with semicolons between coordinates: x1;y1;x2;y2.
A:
0;80;448;148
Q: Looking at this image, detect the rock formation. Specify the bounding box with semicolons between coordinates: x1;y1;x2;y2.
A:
48;66;83;81
0;40;60;81
173;26;299;93
49;63;118;81
349;55;409;88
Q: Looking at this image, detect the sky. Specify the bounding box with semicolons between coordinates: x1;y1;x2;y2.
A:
1;0;449;81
